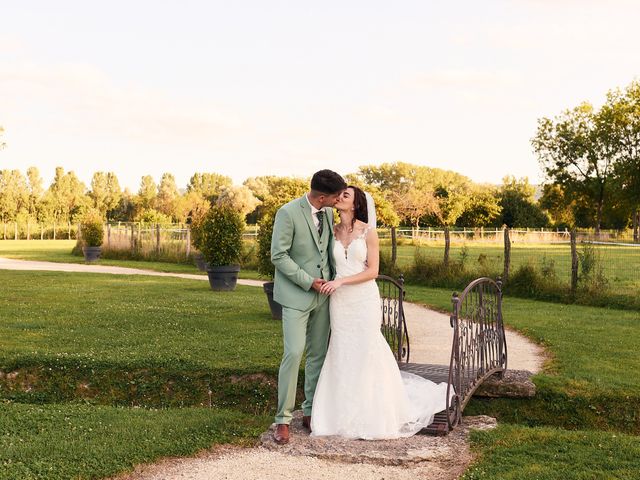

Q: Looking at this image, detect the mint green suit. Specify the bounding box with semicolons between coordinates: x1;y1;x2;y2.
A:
271;195;334;424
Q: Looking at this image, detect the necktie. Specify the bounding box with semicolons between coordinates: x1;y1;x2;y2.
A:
316;210;324;237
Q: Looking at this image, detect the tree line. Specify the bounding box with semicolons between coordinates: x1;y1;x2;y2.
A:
0;162;580;230
1;79;638;235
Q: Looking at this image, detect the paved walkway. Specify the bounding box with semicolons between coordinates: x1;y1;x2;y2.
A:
2;256;545;479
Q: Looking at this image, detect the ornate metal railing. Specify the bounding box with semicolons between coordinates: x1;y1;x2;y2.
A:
446;277;508;428
377;275;508;434
377;274;410;363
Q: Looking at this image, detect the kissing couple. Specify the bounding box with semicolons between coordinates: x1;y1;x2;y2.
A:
271;169;450;444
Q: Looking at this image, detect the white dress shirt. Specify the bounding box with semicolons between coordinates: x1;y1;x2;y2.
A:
306;194;322;230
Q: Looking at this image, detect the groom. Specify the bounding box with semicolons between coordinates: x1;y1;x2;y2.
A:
270;169;347;444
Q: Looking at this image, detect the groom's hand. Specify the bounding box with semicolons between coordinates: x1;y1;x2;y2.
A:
311;278;327;292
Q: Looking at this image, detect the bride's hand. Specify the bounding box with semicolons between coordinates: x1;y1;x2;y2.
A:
320;279;343;295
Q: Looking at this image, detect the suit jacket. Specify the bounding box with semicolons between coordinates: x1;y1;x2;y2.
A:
270;195;335;311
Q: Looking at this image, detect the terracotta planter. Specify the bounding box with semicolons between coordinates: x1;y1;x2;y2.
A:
262;281;282;320
206;265;240;291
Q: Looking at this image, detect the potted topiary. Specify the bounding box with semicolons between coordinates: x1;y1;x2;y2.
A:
80;212;104;262
257;210;281;319
200;205;244;291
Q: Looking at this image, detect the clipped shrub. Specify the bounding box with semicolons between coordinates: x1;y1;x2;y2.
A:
200;205;245;267
80;213;104;247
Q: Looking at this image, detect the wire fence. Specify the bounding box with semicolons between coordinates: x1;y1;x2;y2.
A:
378;228;640;300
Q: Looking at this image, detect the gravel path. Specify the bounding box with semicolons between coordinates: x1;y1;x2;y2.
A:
1;256;545;479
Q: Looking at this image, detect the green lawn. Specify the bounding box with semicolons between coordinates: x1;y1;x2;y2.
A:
0;402;267;480
0;271;280;372
0;270;279;479
1;243;639;478
462;424;640;480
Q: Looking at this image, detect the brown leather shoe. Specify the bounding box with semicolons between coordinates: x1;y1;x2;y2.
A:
273;424;290;445
302;415;311;431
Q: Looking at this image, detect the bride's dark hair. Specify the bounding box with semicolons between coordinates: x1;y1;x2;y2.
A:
349;185;368;228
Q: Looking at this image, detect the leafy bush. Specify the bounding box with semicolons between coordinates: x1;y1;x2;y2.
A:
189;212;206;251
256;211;275;279
406;248;477;290
578;243;609;293
80;213;104;247
199;205;245;267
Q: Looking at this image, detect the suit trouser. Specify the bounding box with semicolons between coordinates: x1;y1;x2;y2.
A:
274;296;330;425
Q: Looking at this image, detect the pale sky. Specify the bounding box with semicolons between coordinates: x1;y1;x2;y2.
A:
1;0;639;191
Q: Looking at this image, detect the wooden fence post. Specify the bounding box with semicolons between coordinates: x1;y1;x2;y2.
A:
570;229;579;295
444;226;450;267
391;226;397;266
634;210;639;243
156;224;161;254
503;227;511;281
186;227;191;258
40;224;43;240
107;224;111;248
130;224;135;251
53;222;56;240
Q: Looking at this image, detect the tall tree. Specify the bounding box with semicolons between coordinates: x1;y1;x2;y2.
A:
0;170;29;222
137;175;157;210
538;183;576;228
390;186;439;230
217;185;261;218
605;80;640;238
156;173;179;219
47;167;89;223
90;172;122;218
187;172;232;202
497;176;548;228
26;167;44;218
456;186;502;227
533;102;617;233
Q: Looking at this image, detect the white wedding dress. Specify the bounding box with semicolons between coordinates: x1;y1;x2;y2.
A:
310;228;452;439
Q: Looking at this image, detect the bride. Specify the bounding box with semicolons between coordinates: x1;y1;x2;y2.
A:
310;185;451;440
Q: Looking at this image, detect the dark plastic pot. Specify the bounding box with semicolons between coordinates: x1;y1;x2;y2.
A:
206;265;240;291
194;252;209;271
82;246;101;262
262;281;282;320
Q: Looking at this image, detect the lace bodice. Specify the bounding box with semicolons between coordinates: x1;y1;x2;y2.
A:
333;227;370;278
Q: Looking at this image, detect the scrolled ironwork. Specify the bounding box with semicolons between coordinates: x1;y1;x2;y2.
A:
446;277;507;429
377;274;410;363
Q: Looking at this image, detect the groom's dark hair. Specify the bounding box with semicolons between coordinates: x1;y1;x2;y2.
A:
310;170;347;194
